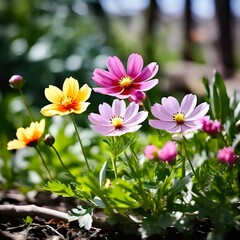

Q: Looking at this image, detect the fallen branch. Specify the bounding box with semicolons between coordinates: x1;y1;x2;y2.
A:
0;204;68;222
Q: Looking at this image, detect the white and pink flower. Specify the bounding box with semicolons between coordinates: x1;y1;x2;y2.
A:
88;99;148;136
149;94;209;133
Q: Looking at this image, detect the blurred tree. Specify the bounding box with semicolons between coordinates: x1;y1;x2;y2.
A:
214;0;235;77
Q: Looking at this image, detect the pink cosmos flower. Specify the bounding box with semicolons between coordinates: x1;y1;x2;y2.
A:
200;116;223;136
88;99;148;136
158;141;177;163
217;147;237;165
149;94;209;133
92;53;159;99
144;144;158;160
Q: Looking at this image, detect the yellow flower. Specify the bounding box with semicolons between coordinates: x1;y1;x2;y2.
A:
41;77;92;116
7;119;45;150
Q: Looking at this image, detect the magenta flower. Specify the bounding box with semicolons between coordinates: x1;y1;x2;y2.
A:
149;94;209;133
88;99;148;136
92;53;159;99
201;116;223;136
144;144;158;160
158;141;177;163
217;147;237;165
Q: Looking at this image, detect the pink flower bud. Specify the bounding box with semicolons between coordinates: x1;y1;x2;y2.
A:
129;91;146;105
201;116;223;136
158;141;177;163
217;147;237;165
9;75;24;89
144;144;158;160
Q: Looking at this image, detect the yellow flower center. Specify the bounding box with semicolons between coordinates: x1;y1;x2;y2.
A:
119;76;133;88
173;112;185;125
111;116;124;128
60;96;78;111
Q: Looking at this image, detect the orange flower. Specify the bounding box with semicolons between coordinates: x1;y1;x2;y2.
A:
7;119;45;150
41;77;91;116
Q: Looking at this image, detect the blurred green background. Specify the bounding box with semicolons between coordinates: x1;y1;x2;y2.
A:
1;0;240;189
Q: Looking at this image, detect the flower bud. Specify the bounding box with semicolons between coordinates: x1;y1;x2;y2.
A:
217;147;237;165
44;134;55;146
144;144;158;160
158;141;177;163
9;75;24;89
129;91;146;105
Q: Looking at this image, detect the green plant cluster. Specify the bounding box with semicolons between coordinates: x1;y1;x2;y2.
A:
2;72;240;239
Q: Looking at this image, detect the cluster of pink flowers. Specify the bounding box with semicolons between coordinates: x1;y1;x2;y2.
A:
90;53;210;136
89;52;238;166
201;116;223;136
144;141;178;163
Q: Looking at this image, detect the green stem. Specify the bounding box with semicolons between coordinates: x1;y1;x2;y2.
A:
19;88;34;121
111;156;118;179
34;146;52;180
70;114;92;172
51;145;75;179
182;137;205;196
181;143;186;178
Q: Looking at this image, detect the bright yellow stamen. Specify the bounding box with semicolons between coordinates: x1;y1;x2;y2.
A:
111;116;124;128
119;76;133;88
173;112;185;125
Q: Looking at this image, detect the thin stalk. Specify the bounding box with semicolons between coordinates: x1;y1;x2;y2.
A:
34;146;52;180
19;88;34;121
70;114;92;172
111;156;118;179
181;143;186;178
51;145;75;179
182;137;205;196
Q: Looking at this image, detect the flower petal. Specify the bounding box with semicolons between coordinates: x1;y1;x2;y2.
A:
134;62;158;82
98;102;113;119
44;85;63;104
186;102;209;121
63;77;79;99
133;79;159;91
93;86;123;96
124;102;139;120
149;119;176;131
92;69;119;86
76;84;92;102
180;94;197;116
161;96;180;114
106;56;126;78
112;99;126;116
41;104;67;116
151;103;173;121
88;113;111;126
91;125;115;136
124;111;148;126
7;140;26;150
127;53;143;78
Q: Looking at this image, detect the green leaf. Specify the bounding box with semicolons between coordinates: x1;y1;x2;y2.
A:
103;134;139;158
205;71;230;122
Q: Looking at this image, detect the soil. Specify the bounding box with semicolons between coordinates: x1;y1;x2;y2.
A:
0;190;238;240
